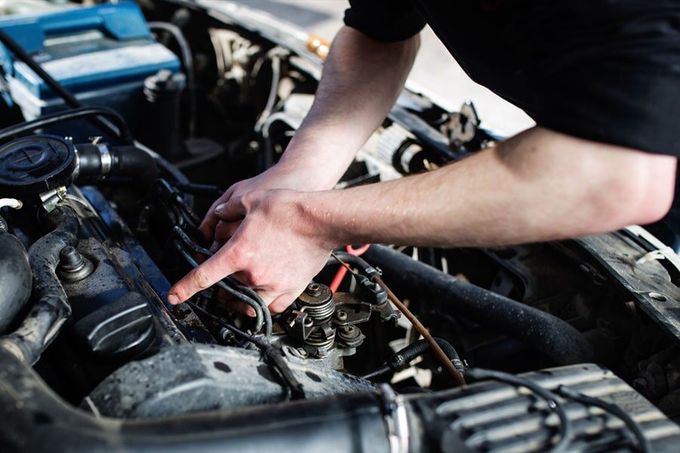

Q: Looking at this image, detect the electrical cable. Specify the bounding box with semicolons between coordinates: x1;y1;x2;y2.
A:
134;141;190;186
331;250;465;386
148;21;197;138
362;337;466;380
557;385;651;453
172;226;272;337
329;244;370;293
186;300;305;400
173;240;271;337
376;274;466;386
0;29;126;141
466;368;574;453
171;182;224;198
171;224;269;313
254;51;283;134
0;106;133;144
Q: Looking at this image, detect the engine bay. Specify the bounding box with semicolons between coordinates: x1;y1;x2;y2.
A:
1;1;680;452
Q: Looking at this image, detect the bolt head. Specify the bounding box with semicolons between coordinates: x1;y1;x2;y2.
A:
306;282;322;296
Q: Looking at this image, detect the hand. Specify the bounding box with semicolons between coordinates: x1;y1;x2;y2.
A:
168;189;333;313
200;163;330;250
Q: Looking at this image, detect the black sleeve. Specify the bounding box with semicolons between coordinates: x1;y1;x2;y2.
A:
343;0;426;42
521;2;680;156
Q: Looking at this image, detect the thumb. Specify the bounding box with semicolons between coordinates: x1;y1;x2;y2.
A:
214;195;248;222
198;186;235;241
168;249;237;305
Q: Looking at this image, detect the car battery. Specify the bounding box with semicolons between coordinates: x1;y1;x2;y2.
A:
0;2;180;125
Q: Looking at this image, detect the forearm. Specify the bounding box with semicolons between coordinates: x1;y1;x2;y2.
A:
297;128;676;248
277;26;420;189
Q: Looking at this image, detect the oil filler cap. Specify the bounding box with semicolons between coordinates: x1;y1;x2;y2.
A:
0;135;76;198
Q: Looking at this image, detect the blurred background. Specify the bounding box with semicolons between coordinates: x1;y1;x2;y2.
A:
230;0;534;136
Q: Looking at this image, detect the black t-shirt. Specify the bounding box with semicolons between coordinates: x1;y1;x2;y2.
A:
344;0;680;157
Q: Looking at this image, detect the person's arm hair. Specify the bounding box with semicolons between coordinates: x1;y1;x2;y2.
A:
168;127;676;310
197;26;419;244
275;26;420;189
292;127;677;247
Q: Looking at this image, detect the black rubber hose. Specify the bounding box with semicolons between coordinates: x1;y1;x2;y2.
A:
135;140;190;185
328;251;379;276
363;337;465;380
0;106;133;144
362;245;594;365
0;208;78;364
0;233;32;333
0;30;126;141
148;21;196;138
75;144;158;183
388;338;465;373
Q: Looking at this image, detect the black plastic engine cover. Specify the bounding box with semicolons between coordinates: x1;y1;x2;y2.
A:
0;135;76;198
73;291;154;358
407;364;680;452
85;344;375;418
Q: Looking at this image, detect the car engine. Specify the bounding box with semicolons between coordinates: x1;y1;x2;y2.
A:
1;1;680;452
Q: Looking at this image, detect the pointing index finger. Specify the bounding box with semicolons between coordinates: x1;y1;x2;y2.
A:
168;248;238;305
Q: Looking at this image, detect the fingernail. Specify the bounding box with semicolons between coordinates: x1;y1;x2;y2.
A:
215;203;226;215
246;307;256;317
167;294;180;305
210;241;220;253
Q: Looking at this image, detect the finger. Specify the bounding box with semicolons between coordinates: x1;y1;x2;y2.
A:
214;196;248;223
214;220;241;246
222;299;257;318
198;188;234;241
168;248;238;305
268;293;298;314
216;286;257;317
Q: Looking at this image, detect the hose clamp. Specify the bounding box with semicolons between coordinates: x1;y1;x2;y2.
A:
97;143;112;176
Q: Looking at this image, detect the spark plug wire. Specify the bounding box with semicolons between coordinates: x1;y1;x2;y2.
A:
329;244;371;293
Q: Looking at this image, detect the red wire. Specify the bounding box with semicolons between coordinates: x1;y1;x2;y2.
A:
329;244;370;293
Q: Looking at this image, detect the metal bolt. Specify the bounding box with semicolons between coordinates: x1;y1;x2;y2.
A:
306;282;322;297
60;246;86;273
336;310;348;321
58;246;94;282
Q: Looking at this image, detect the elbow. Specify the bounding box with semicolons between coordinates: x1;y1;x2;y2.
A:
588;154;676;230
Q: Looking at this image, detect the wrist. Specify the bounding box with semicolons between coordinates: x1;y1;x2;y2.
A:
285;190;344;250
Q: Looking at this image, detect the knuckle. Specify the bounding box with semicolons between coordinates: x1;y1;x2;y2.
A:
226;243;247;268
270;294;295;313
248;271;266;288
236;268;258;287
239;192;252;208
191;268;213;290
172;287;187;301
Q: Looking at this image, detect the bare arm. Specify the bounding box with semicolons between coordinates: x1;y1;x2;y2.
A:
169;127;676;310
294;128;676;247
276;26;420;187
199;27;420;245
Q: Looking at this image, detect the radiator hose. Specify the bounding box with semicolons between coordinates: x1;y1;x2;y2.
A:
362;245;594;365
75;144;158;184
1;208;78;364
0;230;31;333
